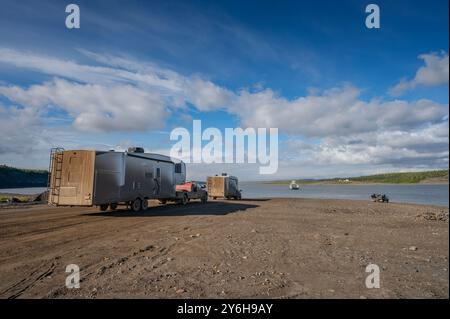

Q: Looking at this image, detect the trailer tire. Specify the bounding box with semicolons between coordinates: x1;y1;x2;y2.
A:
131;198;141;212
110;203;118;210
99;204;109;211
159;199;167;204
141;199;149;210
201;195;207;204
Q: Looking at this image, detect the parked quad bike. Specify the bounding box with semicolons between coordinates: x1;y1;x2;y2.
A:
370;193;389;203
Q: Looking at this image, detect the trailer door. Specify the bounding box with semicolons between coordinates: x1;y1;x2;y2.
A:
50;150;95;206
154;166;161;195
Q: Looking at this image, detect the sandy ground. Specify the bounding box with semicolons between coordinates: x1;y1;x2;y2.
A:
0;198;448;299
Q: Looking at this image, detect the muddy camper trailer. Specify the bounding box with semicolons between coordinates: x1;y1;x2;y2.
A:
48;148;186;211
207;174;241;200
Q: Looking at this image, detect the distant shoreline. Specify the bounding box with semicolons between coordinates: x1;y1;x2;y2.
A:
262;169;449;186
263;180;449;186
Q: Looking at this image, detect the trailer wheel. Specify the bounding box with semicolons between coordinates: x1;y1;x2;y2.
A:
159;199;167;204
99;204;109;211
131;198;141;212
141;199;149;210
110;203;118;210
201;195;207;204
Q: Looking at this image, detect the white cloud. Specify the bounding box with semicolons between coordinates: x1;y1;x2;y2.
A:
390;51;449;96
0;47;184;91
0;48;234;127
1;48;447;136
231;86;447;137
0;47;448;176
0;79;169;132
0;102;108;168
282;121;449;168
185;77;234;111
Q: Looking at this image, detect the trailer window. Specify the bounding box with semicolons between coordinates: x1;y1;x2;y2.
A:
175;163;182;174
145;167;152;179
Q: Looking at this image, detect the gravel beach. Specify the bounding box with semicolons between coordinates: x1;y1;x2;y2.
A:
0;198;448;298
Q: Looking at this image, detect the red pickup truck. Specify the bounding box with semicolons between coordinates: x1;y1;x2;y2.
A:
173;181;208;205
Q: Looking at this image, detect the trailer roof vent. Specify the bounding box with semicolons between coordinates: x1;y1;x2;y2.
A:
128;147;145;153
221;173;228;176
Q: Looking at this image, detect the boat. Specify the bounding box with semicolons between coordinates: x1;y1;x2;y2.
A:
289;180;300;190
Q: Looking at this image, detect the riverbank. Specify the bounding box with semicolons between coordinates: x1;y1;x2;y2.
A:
0;198;448;298
0;190;47;207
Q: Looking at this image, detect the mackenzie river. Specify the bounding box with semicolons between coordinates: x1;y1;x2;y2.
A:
1;183;448;207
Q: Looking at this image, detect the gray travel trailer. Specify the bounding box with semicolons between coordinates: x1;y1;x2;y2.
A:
48;147;186;211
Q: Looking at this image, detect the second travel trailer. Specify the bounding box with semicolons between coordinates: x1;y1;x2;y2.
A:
207;174;242;200
47;147;186;211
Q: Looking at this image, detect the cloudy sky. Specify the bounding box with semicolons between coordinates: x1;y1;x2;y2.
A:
0;0;448;180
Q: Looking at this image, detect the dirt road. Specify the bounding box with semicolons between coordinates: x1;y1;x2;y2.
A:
0;198;448;298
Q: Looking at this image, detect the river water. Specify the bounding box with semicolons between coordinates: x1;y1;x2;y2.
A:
0;187;48;195
240;182;449;207
1;184;448;207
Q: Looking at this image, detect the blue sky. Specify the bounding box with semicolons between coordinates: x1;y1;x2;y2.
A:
0;0;448;180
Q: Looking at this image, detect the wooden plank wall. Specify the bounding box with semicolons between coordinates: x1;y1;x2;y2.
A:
55;150;95;206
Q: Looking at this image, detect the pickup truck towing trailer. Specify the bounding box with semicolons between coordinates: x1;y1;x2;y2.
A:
160;181;208;205
47;147;186;212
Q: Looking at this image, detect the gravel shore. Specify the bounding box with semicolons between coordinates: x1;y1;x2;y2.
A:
0;198;448;298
